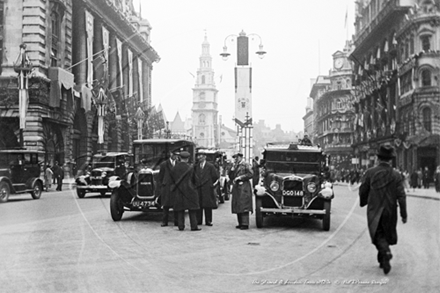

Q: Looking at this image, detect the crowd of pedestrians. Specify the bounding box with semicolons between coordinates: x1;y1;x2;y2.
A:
155;150;255;231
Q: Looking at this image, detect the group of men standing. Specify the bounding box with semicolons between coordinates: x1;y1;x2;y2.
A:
156;149;254;231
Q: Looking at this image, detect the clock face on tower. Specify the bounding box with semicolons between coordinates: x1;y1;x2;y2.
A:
334;58;344;70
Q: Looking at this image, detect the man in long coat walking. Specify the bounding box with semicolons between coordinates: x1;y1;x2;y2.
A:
229;152;253;230
359;144;407;275
171;151;201;231
157;150;179;227
193;151;219;226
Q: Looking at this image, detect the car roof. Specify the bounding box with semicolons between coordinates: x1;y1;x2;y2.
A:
0;149;45;154
264;143;322;153
92;152;132;157
133;139;193;144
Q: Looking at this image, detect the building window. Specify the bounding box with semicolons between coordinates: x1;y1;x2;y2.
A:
201;75;205;84
421;35;431;51
199;92;205;100
50;1;65;67
422;107;431;132
199;114;205;125
421;69;431;86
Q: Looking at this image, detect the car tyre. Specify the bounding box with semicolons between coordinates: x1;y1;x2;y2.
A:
31;181;43;199
0;182;10;203
76;188;86;198
110;190;124;221
256;197;264;228
323;200;331;231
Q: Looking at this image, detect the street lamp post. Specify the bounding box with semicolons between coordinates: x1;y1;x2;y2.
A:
220;30;266;163
13;43;33;148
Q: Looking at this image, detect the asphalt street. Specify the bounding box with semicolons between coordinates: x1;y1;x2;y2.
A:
0;185;439;293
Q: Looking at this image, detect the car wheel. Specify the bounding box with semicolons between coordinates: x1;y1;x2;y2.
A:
256;197;264;228
76;188;86;198
31;181;43;199
110;190;124;221
323;200;331;231
0;182;10;203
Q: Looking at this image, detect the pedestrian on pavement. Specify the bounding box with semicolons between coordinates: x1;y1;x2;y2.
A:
417;168;423;188
44;165;53;191
57;163;64;191
434;165;440;193
52;161;62;191
252;156;260;188
359;144;407;275
171;151;201;231
193;151;219;226
410;169;418;192
229;152;253;230
157;150;180;227
422;166;430;189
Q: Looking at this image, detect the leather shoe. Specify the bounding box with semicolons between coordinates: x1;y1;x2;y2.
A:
178;228;184;231
191;228;201;231
161;223;168;227
240;225;249;230
382;252;392;274
206;222;213;226
236;225;242;229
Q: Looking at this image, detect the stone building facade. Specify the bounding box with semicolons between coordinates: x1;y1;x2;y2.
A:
350;0;440;179
0;0;159;178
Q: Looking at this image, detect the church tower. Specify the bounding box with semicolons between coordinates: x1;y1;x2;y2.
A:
191;34;219;147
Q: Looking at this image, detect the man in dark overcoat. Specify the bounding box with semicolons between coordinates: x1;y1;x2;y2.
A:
193;151;219;226
157;150;179;227
171;151;200;231
251;156;260;188
229;152;253;230
359;144;407;275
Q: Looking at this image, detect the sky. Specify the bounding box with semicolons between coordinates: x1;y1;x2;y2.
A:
134;0;355;132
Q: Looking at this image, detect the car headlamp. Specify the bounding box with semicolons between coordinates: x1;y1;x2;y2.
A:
307;182;317;193
270;180;280;192
102;171;107;177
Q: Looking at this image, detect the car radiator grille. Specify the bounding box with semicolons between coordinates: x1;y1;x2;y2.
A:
283;180;302;191
91;178;102;185
138;173;154;196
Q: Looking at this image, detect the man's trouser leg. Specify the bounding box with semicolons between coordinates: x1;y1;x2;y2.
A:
196;208;203;225
189;210;198;230
205;208;212;224
162;207;170;225
177;210;185;230
241;212;249;227
237;214;242;226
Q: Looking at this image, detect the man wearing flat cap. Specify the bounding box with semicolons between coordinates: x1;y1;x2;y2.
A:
157;150;180;227
229;152;253;230
171;151;201;231
359;144;407;275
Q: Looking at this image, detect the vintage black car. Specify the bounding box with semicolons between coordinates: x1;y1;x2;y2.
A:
254;143;334;231
109;139;196;221
75;152;132;198
195;148;229;203
0;149;44;203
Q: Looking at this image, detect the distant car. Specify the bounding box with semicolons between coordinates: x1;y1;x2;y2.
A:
195;148;229;203
254;142;334;231
0;149;44;203
110;139;196;221
75;152;132;198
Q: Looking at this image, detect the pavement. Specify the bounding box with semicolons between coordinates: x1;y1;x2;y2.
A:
62;177;440;201
333;181;440;201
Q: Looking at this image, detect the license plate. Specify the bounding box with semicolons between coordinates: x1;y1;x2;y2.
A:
282;190;304;196
132;201;155;208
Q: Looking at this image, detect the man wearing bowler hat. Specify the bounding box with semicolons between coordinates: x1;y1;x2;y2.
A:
157;150;180;227
171;151;201;231
229;152;253;230
193;150;219;226
359;144;407;275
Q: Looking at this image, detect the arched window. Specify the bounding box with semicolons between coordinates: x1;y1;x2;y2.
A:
199;92;205;100
422;107;431;131
199;114;205;125
421;69;431;86
201;76;205;84
421;35;431;51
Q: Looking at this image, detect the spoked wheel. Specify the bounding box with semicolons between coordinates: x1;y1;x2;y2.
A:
31;181;43;199
110;190;124;221
0;182;10;203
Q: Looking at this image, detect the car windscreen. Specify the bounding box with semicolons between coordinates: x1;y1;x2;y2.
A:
92;156;115;169
264;151;322;173
134;141;195;169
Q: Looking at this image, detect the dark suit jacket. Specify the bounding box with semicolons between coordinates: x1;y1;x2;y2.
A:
193;161;219;208
156;159;176;207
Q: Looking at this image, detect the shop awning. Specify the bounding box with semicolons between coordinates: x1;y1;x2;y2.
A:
48;67;74;107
